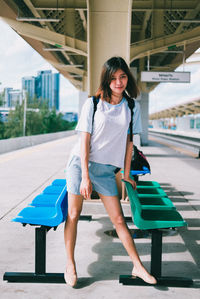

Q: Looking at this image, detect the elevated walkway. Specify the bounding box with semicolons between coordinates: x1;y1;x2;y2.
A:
0;134;200;298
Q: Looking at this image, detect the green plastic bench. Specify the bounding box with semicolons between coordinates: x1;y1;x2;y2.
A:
132;192;175;210
136;187;168;198
125;181;186;229
131;177;174;210
119;180;193;287
136;181;161;188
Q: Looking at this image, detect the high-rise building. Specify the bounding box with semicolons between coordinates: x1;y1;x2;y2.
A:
22;76;35;101
4;88;22;107
4;88;12;107
35;70;60;110
9;90;22;107
21;70;60;110
52;73;60;110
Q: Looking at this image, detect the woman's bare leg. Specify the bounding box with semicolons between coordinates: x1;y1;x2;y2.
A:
64;193;84;285
99;193;157;284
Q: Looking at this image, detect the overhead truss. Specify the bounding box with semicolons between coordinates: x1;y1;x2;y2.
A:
0;0;200;91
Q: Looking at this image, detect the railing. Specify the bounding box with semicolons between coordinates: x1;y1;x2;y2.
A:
149;129;200;158
0;130;76;154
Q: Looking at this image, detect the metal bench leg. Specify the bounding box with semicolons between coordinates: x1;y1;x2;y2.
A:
119;229;193;287
150;229;193;287
3;227;65;283
35;227;46;275
151;229;162;277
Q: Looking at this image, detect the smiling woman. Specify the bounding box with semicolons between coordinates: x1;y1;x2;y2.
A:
64;56;157;287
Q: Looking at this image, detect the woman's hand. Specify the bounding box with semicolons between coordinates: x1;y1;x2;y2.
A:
80;177;93;199
123;176;137;190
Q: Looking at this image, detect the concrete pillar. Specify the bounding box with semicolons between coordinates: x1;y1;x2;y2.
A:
87;0;132;95
139;92;149;145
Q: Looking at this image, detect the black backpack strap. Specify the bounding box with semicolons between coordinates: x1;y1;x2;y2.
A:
92;96;99;124
127;98;135;142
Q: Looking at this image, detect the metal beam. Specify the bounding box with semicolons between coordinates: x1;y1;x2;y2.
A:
23;0;52;27
170;20;200;23
22;0;63;39
1;17;87;57
152;2;164;38
16;17;60;22
130;26;200;61
33;0;197;11
47;61;85;76
132;0;197;11
32;0;87;10
174;1;200;34
77;9;87;32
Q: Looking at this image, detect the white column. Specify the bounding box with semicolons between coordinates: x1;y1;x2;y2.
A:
87;0;132;95
139;92;149;145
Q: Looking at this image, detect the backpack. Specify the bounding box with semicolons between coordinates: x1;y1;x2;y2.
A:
92;96;135;142
131;145;151;173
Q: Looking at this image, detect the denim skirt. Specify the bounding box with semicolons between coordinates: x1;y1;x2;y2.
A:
66;155;119;197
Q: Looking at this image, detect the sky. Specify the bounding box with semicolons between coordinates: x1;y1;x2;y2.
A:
0;19;79;112
0;18;199;114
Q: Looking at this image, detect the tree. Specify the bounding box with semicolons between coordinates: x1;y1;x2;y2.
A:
0;113;5;139
0;95;3;106
0;90;5;107
4;102;23;138
2;96;77;139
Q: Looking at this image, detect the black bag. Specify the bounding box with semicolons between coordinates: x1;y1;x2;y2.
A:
131;145;151;173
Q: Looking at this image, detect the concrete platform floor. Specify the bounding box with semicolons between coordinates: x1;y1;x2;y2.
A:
0;134;200;299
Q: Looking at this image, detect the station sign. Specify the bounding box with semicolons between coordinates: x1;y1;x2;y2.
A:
141;71;190;83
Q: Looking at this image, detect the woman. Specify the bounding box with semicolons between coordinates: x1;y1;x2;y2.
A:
64;56;157;287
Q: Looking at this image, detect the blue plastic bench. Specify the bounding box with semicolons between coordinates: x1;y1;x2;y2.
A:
130;167;150;176
3;179;91;284
12;184;68;227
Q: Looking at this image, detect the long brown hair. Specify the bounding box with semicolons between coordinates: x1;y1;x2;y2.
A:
95;56;139;101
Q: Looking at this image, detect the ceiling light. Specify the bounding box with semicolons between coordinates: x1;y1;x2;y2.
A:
16;17;60;22
43;48;66;51
169;19;200;23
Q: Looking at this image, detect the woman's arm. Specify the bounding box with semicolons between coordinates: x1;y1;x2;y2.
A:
123;134;136;189
80;132;93;199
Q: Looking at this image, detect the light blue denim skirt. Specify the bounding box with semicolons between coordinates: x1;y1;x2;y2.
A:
66;155;119;196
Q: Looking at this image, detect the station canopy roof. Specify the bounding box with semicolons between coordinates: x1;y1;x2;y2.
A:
1;0;200;91
149;97;200;119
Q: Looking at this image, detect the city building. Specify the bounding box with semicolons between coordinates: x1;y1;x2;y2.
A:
4;87;12;107
3;88;22;108
35;70;60;110
62;112;78;122
22;76;35;101
9;89;22;107
3;70;60;110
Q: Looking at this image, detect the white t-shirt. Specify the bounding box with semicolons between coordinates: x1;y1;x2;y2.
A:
71;97;142;168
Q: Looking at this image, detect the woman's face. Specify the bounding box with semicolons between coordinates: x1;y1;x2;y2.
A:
109;69;128;96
